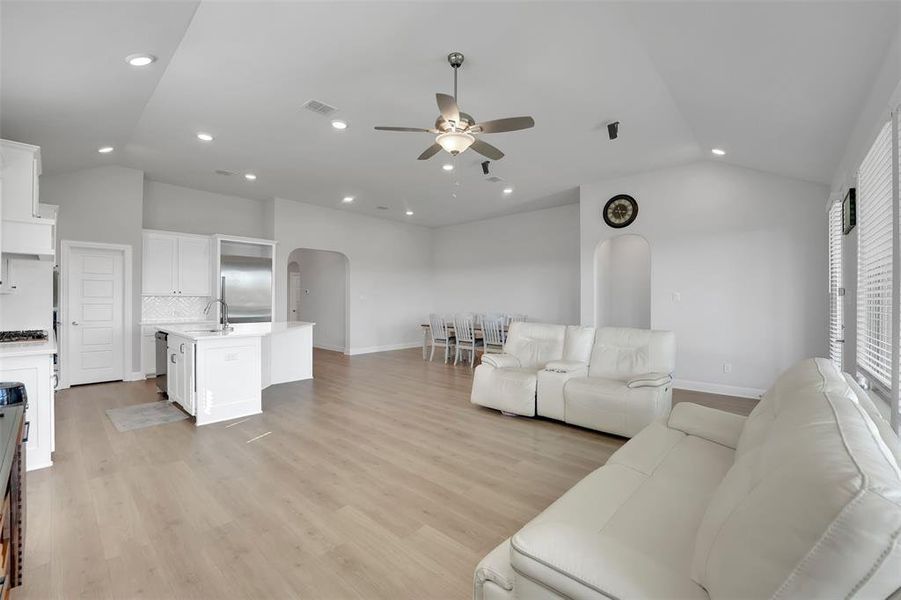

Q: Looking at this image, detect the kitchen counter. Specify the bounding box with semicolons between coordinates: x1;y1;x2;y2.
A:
0;330;57;358
155;320;314;341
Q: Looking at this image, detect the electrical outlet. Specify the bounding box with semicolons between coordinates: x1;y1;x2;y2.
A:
723;362;732;374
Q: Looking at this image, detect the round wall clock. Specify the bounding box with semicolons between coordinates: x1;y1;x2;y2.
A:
602;194;638;228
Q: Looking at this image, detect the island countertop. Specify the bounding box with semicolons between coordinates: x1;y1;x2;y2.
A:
156;321;315;341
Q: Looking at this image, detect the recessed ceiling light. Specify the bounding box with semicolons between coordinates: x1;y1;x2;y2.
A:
125;53;156;67
405;210;414;216
503;187;514;194
711;148;726;156
331;120;348;130
342;196;354;203
196;132;214;142
97;146;114;154
442;164;454;171
244;173;257;181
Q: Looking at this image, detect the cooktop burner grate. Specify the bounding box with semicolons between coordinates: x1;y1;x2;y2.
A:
0;330;48;343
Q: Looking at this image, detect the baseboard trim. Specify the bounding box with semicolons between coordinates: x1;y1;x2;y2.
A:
124;371;146;382
314;342;346;353
348;342;421;356
673;379;764;400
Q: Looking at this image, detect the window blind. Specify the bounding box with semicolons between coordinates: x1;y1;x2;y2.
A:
857;121;893;387
828;200;843;369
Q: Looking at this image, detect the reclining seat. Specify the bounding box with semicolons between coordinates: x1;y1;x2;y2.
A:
470;322;566;416
562;327;675;437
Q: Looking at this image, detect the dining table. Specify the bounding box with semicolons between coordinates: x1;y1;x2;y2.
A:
419;322;508;360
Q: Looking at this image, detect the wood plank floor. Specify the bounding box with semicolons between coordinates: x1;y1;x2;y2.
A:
15;348;755;599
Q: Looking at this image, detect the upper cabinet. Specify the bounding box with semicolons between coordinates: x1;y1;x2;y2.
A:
1;140;55;259
142;231;211;296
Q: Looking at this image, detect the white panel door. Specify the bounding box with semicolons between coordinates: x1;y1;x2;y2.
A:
68;247;124;385
142;232;178;295
178;236;211;296
288;272;301;320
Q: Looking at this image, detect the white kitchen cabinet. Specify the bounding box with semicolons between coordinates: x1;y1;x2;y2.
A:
142;232;178;295
167;334;195;416
0;353;54;471
178;236;211;296
141;332;156;376
0;140;41;221
142;231;211;296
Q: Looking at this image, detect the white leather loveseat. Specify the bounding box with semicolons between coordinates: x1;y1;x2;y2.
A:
471;323;676;438
474;358;901;599
470;322;594;417
538;327;675;437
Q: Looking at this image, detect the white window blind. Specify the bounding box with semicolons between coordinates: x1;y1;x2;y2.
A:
857;120;893;387
828;200;843;369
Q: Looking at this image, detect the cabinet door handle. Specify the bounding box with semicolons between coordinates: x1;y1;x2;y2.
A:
71;321;79;326
171;354;176;364
23;422;29;443
179;343;185;353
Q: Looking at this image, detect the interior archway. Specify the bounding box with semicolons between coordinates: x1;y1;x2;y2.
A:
285;248;349;353
594;235;651;329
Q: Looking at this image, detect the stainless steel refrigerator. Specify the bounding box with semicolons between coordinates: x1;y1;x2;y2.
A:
220;255;272;323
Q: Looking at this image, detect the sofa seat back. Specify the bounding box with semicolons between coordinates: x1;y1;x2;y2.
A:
588;327;676;381
692;358;901;599
503;322;567;370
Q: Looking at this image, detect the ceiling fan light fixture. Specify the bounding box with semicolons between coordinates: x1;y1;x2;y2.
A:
436;131;474;156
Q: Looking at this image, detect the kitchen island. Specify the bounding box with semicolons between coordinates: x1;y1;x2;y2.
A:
156;321;314;425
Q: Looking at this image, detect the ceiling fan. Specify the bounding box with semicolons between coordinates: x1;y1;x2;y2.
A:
374;52;535;161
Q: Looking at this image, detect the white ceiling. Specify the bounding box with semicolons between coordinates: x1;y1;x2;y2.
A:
2;1;898;227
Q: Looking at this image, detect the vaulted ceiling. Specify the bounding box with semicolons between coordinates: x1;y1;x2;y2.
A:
2;1;898;226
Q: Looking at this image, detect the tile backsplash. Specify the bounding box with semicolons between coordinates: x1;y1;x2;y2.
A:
142;295;211;323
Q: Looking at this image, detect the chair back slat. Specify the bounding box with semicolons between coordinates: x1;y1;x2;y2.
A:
482;317;505;347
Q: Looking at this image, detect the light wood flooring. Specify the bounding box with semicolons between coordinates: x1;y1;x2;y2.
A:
15;348;755;599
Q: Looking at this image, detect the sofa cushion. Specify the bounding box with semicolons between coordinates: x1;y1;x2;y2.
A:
503;322;567;370
510;423;732;598
471;365;538;416
588;327;675;381
562;325;596;363
474;538;514;600
564;376;668;437
668;403;747;450
692;358;901;599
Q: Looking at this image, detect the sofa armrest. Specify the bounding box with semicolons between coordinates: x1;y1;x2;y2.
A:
480;353;521;369
511;522;708;599
667;402;747;449
626;372;672;389
543;360;588;374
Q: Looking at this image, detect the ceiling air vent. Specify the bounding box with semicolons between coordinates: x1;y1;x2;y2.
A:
376;206;389;210
486;176;504;183
215;169;237;176
302;99;338;117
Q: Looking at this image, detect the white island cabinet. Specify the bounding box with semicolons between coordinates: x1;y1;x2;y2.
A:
156;322;313;426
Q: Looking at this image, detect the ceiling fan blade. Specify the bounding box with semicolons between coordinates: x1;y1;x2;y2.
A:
470;138;505;160
374;126;436;133
436;93;461;125
473;116;535;134
417;143;442;160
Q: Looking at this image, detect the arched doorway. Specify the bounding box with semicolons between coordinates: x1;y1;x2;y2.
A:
286;248;349;353
595;235;651;328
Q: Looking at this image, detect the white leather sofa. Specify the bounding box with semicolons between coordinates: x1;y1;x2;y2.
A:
472;323;675;438
470;322;594;417
474;358;901;599
538;327;676;437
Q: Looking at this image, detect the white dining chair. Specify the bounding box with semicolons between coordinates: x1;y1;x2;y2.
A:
454;314;484;367
482;316;505;354
429;313;455;363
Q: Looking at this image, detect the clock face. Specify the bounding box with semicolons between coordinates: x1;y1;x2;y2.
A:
602;194;638;228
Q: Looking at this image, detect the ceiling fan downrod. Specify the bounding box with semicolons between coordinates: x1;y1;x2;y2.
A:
448;52;464;103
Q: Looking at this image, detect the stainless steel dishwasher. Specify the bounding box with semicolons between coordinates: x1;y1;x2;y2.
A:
154;331;168;395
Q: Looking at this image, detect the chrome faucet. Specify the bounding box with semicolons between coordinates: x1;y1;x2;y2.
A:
203;298;232;332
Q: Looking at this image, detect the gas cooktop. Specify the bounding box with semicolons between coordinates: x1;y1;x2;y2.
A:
0;330;48;343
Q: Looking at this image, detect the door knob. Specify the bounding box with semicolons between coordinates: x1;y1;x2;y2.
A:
71;321;79;326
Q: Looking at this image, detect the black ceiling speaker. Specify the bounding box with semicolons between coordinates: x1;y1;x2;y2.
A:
607;121;620;140
481;161;490;175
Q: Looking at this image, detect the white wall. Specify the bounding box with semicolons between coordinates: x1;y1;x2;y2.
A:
581;161;829;397
143;180;268;238
432;204;580;324
41;165;144;374
272;198;433;354
596;234;651;328
286;248;347;352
